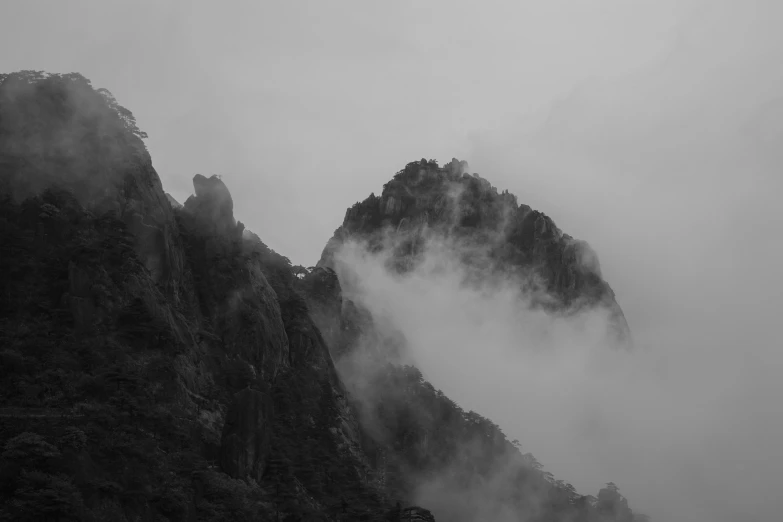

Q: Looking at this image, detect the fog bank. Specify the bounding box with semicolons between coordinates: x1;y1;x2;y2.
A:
331;4;783;521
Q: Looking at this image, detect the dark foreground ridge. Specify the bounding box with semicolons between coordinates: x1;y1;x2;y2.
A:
0;71;648;521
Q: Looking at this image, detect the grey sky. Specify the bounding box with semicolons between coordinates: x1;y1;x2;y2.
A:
2;1;782;521
2;0;696;265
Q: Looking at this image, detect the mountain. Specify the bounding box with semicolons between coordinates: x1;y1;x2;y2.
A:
317;157;631;352
0;71;646;521
304;160;639;521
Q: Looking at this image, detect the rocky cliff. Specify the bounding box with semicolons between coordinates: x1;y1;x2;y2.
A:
0;71;388;521
0;71;647;522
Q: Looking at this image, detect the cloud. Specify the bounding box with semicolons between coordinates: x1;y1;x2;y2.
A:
452;2;783;521
325;3;783;521
331;232;651;519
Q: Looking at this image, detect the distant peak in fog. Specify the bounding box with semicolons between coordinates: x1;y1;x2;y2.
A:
318;157;632;349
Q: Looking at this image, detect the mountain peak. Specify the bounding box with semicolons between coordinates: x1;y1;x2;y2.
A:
319;158;631;347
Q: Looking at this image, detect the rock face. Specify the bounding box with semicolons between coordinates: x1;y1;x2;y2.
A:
179;173;289;381
219;388;274;482
318;157;632;348
0;71;402;521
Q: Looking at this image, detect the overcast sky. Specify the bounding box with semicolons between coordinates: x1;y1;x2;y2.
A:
2;1;782;521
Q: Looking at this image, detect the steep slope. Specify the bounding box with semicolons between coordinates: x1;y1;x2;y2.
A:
0;71;398;521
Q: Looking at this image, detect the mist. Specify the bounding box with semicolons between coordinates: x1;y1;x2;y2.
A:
4;0;782;520
472;3;783;520
325;2;783;521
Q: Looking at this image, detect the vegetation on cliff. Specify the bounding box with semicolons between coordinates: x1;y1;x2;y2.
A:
0;71;647;521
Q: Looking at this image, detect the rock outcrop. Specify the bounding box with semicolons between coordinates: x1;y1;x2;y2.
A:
179;173;289;381
184;174;242;239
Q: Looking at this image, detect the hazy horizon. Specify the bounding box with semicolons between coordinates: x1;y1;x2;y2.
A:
3;1;782;521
